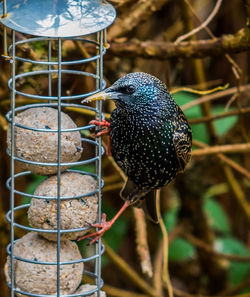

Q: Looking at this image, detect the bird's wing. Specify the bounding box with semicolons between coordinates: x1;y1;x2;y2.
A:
120;178;144;202
172;109;192;172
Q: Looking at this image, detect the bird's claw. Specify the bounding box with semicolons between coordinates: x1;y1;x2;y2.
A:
89;119;110;128
89;119;112;156
77;213;112;244
91;128;110;138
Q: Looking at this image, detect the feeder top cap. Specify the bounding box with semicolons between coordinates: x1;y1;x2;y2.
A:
0;0;116;37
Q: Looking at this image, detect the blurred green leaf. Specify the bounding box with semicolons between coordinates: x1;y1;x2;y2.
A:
164;205;179;232
212;106;238;136
215;236;250;285
173;93;238;144
169;238;195;261
173;92;209;144
164;203;195;261
173;92;200;119
204;197;231;234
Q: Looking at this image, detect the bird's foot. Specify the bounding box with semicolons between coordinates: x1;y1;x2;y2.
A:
77;201;130;244
89;119;111;156
90;119;110;129
77;213;112;244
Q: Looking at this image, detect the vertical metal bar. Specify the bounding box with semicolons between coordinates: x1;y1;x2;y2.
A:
10;29;16;297
3;0;7;14
48;39;52;102
95;30;104;297
3;0;8;57
56;37;62;297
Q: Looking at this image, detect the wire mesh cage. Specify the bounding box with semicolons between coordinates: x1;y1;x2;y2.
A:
1;0;116;296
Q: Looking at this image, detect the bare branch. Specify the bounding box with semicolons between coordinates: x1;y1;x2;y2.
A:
192;143;250;156
175;0;223;44
133;208;153;277
109;28;250;59
184;233;250;262
181;84;250;111
108;0;169;40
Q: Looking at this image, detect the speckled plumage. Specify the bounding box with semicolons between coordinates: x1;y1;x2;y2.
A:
106;73;192;217
79;72;192;242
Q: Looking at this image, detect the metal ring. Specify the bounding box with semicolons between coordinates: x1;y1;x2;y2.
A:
8;70;106;100
8;36;106;65
6;137;105;166
6;169;104;200
6;272;104;297
6;103;99;132
6;241;105;264
6;102;101;132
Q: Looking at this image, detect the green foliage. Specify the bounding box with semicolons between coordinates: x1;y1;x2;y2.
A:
173;92;239;145
204;196;231;234
215;236;250;285
212;106;238;136
164;204;195;261
203;192;250;285
164;204;178;232
173;92;209;144
168;238;195;261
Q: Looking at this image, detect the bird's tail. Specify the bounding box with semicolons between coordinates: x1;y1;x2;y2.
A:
141;191;159;223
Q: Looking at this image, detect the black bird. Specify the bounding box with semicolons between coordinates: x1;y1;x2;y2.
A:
80;72;192;243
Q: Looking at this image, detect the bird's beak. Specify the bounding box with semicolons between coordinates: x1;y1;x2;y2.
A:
82;90;119;103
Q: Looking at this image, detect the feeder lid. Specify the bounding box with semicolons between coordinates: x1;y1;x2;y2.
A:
0;0;116;37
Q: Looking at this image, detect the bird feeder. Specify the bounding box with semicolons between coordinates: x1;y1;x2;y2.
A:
1;0;116;296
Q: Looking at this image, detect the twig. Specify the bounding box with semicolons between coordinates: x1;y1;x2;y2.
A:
182;0;245;144
189;107;250;125
183;233;250;262
175;0;223;44
108;0;169;40
156;190;174;297
109;28;250;59
173;287;250;297
217;154;250;180
181;0;243;83
66;106;111;120
192;143;250;156
153;224;184;296
133;207;153;278
181;84;250;111
102;182;124;193
218;277;250;296
103;240;158;297
223;165;250;222
102;284;149;297
192;139;250;180
153;241;164;297
103;174;121;184
171;84;229;95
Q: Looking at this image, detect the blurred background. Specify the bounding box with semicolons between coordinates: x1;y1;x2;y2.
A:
0;0;250;296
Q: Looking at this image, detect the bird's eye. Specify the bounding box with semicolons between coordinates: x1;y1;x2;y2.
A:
124;85;136;94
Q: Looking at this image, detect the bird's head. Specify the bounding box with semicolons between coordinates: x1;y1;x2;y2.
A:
82;72;170;111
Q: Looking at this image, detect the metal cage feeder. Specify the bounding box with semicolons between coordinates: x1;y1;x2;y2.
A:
1;0;116;296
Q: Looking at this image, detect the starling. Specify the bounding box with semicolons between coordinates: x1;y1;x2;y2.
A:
80;72;192;243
